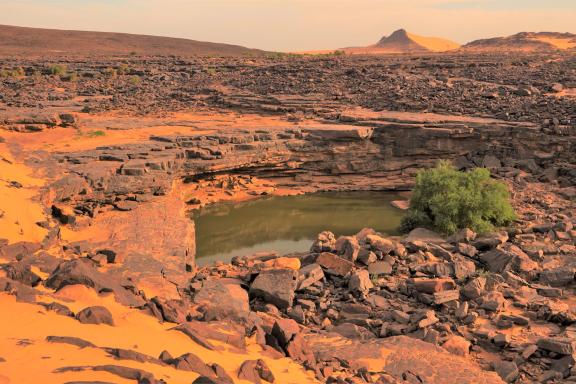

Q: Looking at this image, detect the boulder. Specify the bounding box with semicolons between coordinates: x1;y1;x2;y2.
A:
316;252;354;276
76;306;114;326
447;228;477;244
473;232;508;251
193;279;249;321
405;228;445;244
173;352;215;378
149;297;189;324
365;234;395;254
296;263;324;290
310;231;336;253
331;323;375;341
479;291;506;312
494;361;519;383
539;268;575;287
271;318;300;347
250;269;297;309
537;338;576;355
433;289;460;304
307;334;503;383
442;335;471;356
349;270;374;292
480;244;537;273
4;262;42;287
461;276;486;300
368;261;392;276
334;236;360;262
46;335;96;349
285;333;316;366
456;243;477;258
238;359;275;384
45;258;144;306
411;278;456;294
256;257;300;271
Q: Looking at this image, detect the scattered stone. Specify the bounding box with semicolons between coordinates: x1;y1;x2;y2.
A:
316;252;354;276
250;268;297;309
193;279;250;321
537;338;575;355
334;236;360;262
368;261;392;276
494;361;519;383
238;359;275;384
310;231;336;253
442;335;471;356
76;306;114;326
297;263;324;290
412;277;456;294
46;336;96;349
349;269;374;292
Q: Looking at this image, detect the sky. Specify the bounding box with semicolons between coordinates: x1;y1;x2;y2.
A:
1;0;575;51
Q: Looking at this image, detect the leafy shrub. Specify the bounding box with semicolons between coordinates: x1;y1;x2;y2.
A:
87;130;106;137
60;72;78;82
400;160;516;234
49;64;67;75
103;67;118;78
0;67;25;77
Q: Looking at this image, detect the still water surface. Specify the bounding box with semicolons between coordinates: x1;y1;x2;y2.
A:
193;191;405;265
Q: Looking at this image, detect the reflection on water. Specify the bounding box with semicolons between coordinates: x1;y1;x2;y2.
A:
193;191;405;265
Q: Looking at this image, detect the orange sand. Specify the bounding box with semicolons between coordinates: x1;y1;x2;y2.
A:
406;32;460;52
0;289;319;384
0;143;48;244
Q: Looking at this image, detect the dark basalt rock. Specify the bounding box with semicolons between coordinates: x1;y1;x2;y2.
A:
76;306;115;326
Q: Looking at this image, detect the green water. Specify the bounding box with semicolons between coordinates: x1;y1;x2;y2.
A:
193;191;405;265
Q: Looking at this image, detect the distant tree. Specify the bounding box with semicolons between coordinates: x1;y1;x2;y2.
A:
400;161;516;234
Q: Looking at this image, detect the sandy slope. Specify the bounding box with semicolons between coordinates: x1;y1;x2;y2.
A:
406;32;460;52
0;142;47;244
531;36;576;50
0;288;319;384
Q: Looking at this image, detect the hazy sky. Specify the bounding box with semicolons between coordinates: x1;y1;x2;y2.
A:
1;0;575;51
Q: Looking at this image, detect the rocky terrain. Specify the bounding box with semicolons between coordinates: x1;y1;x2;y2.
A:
0;24;264;57
0;50;575;384
462;32;576;53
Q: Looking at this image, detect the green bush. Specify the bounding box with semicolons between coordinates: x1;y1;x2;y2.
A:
87;130;106;137
49;64;67;75
400;160;516;234
60;72;78;82
0;67;25;78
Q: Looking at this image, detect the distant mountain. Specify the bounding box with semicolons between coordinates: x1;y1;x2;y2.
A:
341;29;460;54
0;24;264;57
461;32;576;52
